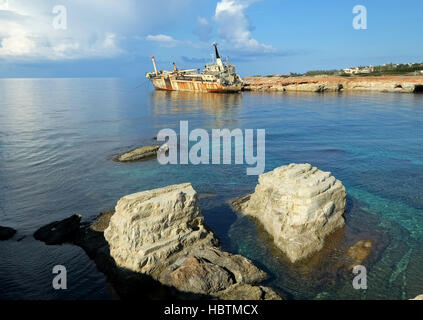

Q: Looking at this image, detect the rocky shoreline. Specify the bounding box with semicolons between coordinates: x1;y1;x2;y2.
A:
27;164;359;300
242;75;423;93
32;183;281;300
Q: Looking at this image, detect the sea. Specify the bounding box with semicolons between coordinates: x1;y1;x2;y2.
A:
0;78;422;300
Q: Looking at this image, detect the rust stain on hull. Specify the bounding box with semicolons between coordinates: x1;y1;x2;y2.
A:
151;78;242;93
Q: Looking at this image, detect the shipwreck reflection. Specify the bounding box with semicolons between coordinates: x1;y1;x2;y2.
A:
151;90;243;119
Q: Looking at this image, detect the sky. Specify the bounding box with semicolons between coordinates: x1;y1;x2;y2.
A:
0;0;423;78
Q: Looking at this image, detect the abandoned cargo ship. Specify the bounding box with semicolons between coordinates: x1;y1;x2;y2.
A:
146;43;243;93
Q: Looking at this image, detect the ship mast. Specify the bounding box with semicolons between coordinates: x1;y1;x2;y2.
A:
150;56;159;76
213;42;221;59
212;42;224;71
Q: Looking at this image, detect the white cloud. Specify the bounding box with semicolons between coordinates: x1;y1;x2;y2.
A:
0;0;275;62
0;0;194;61
146;0;275;56
146;34;208;50
0;30;36;56
146;34;181;47
0;2;128;60
214;0;275;54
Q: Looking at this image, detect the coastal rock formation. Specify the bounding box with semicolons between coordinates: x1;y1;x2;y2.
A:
103;183;279;299
243;76;343;92
243;75;423;93
0;226;16;241
34;214;81;245
233;163;347;263
104;183;217;276
115;145;160;162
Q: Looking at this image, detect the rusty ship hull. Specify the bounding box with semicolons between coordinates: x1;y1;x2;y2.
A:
147;43;243;93
150;77;242;93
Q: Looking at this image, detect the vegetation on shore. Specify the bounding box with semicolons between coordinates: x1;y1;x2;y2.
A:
252;62;423;78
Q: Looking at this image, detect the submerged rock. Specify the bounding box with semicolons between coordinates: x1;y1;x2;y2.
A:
115;145;160;162
233;163;347;263
103;183;280;299
34;214;81;245
347;240;373;269
217;284;282;300
0;226;17;241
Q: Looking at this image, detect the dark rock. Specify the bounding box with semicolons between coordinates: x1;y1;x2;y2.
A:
159;256;234;294
75;211;115;261
34;214;82;245
91;210;115;232
190;246;267;285
229;194;251;212
159;247;268;297
0;226;16;241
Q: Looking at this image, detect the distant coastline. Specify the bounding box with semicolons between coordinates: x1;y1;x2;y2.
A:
242;75;423;93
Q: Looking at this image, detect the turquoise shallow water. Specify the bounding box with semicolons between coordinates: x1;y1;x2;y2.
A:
0;78;422;299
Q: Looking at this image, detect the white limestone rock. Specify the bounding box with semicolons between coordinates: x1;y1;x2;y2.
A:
235;163;347;263
104;183;216;277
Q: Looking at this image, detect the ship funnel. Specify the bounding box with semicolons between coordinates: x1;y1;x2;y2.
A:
212;42;221;60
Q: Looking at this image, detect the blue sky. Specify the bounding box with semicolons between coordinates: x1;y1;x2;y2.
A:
1;0;422;77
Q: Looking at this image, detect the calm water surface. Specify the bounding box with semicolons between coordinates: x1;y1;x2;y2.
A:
0;78;422;299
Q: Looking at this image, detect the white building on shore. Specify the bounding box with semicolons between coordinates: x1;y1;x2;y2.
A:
343;65;374;75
